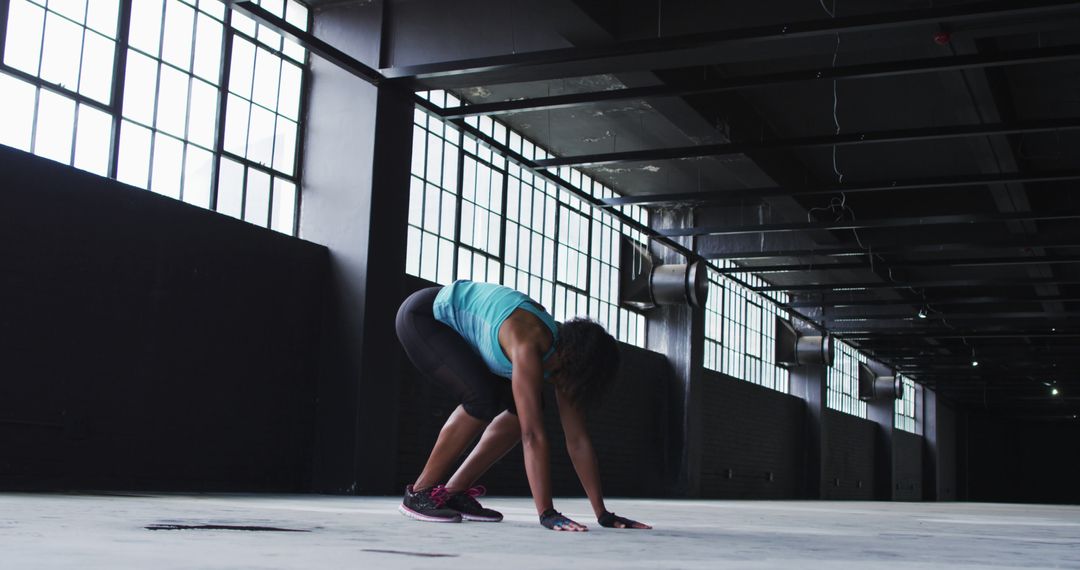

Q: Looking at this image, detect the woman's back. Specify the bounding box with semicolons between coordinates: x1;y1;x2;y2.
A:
433;280;557;378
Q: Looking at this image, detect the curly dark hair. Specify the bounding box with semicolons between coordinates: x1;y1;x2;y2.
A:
553;318;620;410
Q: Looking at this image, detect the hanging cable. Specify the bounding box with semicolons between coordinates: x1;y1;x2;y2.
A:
830;33;844;185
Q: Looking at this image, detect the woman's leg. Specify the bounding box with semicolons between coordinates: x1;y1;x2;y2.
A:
413;404;488;491
445;410;522;493
396;287;508;490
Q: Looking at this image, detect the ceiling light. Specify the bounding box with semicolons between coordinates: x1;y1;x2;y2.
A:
1052;388;1060;396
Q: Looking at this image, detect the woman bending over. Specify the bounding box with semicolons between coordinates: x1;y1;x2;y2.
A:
395;280;650;531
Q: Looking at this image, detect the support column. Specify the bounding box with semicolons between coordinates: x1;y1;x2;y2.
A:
787;313;827;499
300;2;414;493
865;360;896;501
923;387;958;501
645;208;705;497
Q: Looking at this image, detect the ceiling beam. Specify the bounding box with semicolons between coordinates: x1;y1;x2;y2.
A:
601;170;1080;208
839;332;1080;340
826;311;1080;322
702;234;1080;259
439;44;1080;119
380;0;1080;89
717;254;1080;274
784;295;1080;308
533;118;1080;168
764;278;1080;292
662;211;1080;238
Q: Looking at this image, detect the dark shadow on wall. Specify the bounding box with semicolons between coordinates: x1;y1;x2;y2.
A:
0;146;329;492
959;411;1080;505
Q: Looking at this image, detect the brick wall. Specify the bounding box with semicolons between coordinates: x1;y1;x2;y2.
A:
823;410;876;499
699;371;806;498
0;147;327;492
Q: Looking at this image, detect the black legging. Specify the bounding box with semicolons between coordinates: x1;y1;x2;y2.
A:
395;287;515;422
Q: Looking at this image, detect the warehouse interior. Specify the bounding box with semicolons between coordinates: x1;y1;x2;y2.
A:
2;0;1080;567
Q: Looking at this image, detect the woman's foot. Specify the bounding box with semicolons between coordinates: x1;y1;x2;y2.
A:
445;485;503;522
399;485;462;522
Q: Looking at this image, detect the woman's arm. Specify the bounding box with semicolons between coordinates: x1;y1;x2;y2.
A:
554;388;607;517
509;346;551;515
510;347;585;531
555;389;653;529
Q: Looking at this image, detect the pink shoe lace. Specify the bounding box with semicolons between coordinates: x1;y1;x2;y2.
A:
428;484;451;508
464;485;487;499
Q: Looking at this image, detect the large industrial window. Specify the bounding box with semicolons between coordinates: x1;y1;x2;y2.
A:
0;0;308;235
895;375;918;433
828;340;868;418
703;265;790;393
406;90;648;347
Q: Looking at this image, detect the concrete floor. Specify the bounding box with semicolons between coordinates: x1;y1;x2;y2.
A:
1;493;1078;569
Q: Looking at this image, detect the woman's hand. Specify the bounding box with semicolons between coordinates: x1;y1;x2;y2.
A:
540;509;588;532
598;511;652;529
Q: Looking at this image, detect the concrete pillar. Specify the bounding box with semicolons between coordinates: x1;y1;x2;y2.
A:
645;208;705;497
864;360;896;501
300;2;414;493
923;387;958;501
787;314;827;499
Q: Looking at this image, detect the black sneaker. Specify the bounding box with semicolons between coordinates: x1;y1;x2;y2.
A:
399;484;462;523
446;485;503;522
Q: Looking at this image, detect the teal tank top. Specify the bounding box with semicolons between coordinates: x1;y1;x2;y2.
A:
433;280;559;379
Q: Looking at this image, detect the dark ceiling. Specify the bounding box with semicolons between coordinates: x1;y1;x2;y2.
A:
283;0;1080;419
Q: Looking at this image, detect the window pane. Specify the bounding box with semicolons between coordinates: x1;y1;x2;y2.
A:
40;11;83;90
187;78;218;148
49;0;86;24
182;144;213;208
161;0;194;70
86;0;119;38
155;65;189;137
230;10;255;36
252;47;280;110
277;60;302;121
117;120;152;188
223;94;250;156
78;31;114;103
244;168;270;226
228;37;255;98
282;37;305;63
256;23;281;53
150;132;184;199
0;73;37;151
4;0;45;75
271;178;296;234
192;14;222;83
73;104;112;176
260;0;285;18
122;51;158;125
437;238;454;284
246;104;274;166
285;0;308;31
272;118;296;174
128;0;164;56
202;0;226;21
34;89;75;163
216;157;244;218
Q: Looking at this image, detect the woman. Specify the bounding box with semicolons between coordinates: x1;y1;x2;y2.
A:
395;279;651;531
